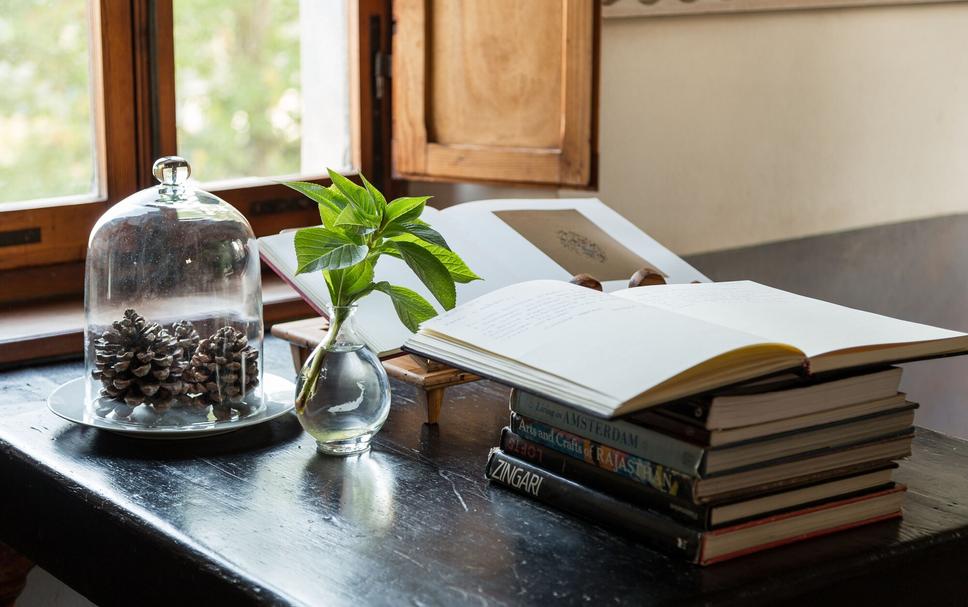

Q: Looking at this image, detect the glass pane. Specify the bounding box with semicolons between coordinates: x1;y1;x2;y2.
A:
173;0;352;185
0;0;99;205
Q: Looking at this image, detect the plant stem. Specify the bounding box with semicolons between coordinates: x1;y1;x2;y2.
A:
295;307;348;413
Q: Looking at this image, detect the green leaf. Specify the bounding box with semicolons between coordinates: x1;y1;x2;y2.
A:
325;260;374;306
282;181;347;209
294;227;368;274
399;221;451;250
391;240;457;310
281;181;346;228
317;205;340;229
327;169;367;203
333;204;371;229
390;233;481;283
375;242;402;259
328;169;381;227
361;174;388;209
373;282;438;332
384;220;451;250
383;196;429;227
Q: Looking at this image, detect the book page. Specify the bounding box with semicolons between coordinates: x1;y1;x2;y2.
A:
491;208;662;281
418;280;778;404
614;281;968;360
259;206;553;355
259;205;560;355
260;198;710;356
440;198;709;291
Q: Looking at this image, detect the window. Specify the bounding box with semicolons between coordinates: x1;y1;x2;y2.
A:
0;0;391;305
173;0;352;186
0;0;101;207
0;0;598;364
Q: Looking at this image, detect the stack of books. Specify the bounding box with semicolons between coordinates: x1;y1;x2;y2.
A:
488;367;912;565
402;280;968;565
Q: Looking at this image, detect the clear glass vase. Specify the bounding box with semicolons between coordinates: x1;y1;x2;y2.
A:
295;305;391;455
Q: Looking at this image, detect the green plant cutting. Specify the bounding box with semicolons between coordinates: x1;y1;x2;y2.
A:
284;170;481;411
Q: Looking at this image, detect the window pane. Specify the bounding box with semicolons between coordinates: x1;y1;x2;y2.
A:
0;0;99;205
173;0;352;185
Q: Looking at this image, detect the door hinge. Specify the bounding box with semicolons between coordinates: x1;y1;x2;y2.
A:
374;51;391;100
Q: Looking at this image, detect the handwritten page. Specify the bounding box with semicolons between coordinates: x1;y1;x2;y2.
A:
418;280;770;404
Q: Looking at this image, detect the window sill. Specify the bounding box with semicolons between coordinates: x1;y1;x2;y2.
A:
0;275;315;368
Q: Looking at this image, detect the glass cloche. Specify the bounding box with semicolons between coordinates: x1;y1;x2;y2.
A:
83;156;265;430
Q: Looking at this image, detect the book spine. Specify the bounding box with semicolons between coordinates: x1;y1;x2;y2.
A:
485;449;703;563
640;398;711;426
510;414;700;503
699;484;904;565
511;390;706;474
501;428;711;527
625;410;712;444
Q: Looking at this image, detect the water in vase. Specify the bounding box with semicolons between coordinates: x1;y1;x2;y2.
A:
296;342;391;455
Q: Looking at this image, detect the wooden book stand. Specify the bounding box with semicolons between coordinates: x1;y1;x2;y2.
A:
271;317;480;424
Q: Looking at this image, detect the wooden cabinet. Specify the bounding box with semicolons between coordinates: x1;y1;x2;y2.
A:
392;0;599;188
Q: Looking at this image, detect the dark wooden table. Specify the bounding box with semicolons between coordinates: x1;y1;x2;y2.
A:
1;336;968;607
7;214;968;606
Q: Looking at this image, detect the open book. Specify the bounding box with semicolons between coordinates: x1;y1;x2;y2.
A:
403;280;968;418
259;198;708;356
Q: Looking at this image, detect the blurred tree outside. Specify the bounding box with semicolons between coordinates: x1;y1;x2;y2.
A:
0;0;349;205
174;0;304;183
0;0;96;205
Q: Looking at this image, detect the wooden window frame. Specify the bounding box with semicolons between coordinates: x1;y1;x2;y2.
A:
0;1;139;301
0;0;391;365
0;0;392;306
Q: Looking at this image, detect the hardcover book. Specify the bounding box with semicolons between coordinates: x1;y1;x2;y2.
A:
404;279;968;417
508;411;913;502
636;366;904;432
485;449;905;565
511;391;917;475
500;428;899;529
634;393;909;447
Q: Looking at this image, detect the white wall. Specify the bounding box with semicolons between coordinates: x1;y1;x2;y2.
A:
18;568;94;607
412;3;968;255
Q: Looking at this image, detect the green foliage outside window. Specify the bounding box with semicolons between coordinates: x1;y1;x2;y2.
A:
0;0;95;204
174;0;303;182
0;1;309;205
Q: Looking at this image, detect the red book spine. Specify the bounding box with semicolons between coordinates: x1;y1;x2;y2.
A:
699;484;905;565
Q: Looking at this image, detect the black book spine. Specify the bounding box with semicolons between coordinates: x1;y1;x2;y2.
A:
510;413;700;501
631;399;711;427
485;449;703;563
501;428;712;527
626;410;712;444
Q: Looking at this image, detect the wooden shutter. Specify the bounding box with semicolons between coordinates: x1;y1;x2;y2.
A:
391;0;599;188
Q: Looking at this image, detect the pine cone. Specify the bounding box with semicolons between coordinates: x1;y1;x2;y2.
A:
184;326;259;407
91;309;189;411
170;320;200;356
176;392;210;414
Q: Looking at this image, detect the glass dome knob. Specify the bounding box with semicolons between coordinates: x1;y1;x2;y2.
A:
152;156;191;186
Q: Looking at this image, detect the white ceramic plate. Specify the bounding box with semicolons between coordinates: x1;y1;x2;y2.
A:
47;372;295;439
